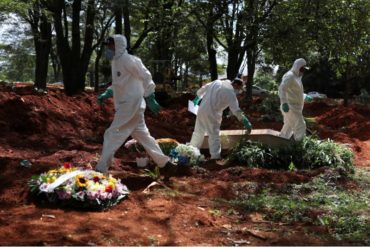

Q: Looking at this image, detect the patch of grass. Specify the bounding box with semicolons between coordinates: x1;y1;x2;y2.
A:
227;136;354;174
144;166;161;181
224;168;369;244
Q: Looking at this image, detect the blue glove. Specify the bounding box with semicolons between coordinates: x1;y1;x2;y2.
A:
304;94;313;102
241;114;252;132
145;93;161;114
282;103;289;113
192;96;201;106
97;88;113;105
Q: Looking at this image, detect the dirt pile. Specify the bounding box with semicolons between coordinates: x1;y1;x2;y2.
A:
0;87;111;153
316;104;370;140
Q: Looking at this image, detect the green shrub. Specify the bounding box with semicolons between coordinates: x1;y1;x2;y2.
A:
227;136;354;173
254;70;279;91
298;136;354;172
250;92;282;121
228;140;281;168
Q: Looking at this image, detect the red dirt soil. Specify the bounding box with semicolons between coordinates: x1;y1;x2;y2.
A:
0;84;368;245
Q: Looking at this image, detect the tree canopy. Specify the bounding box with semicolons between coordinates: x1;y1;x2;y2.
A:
0;0;369;99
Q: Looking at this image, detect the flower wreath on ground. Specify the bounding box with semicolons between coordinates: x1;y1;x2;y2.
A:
28;162;129;210
169;143;205;166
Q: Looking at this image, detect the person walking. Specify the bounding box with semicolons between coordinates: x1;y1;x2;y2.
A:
278;58;312;141
95;34;177;175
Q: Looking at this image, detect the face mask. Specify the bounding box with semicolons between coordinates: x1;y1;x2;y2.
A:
104;48;114;61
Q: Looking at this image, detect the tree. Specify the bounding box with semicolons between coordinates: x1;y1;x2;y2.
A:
263;0;370;104
91;1;114;91
242;0;278;102
193;0;278;101
191;0;224;80
44;0;97;95
0;0;52;90
325;0;369;105
28;0;52;90
0;37;35;82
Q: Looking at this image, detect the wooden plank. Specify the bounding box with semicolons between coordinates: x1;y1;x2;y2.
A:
201;129;292;149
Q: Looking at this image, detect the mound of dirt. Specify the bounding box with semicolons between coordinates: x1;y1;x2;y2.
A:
316;105;370;140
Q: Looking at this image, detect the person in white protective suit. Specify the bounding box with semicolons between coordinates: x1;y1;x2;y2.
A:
95;35;177;175
190;77;253;160
278;58;312;141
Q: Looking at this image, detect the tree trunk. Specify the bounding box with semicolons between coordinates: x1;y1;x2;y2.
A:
343;71;350;106
79;0;95;91
245;44;257;103
50;46;61;82
33;12;52;90
49;0;96;95
206;19;218;80
94;47;103;92
114;7;122;34
184;61;189;90
123;0;131;52
226;46;240;80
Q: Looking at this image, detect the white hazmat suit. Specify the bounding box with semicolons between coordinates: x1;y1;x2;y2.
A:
190;79;245;159
96;35;169;173
278;58;307;141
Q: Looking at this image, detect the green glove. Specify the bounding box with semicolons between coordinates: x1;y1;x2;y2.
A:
97;88;113;105
192;96;201;106
145;93;161;114
282;103;289;113
241;114;252;131
304;94;313;102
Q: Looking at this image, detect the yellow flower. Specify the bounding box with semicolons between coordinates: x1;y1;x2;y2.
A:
76;175;87;188
47;169;59;174
108;181;116;189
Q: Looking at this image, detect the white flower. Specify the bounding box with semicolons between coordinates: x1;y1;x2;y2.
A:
174;144;205;166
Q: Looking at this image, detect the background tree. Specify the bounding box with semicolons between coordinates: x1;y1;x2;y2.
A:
91;1;114;91
263;0;370;104
242;0;278;102
191;0;225;80
28;0;52;91
0;0;52;90
44;0;97;95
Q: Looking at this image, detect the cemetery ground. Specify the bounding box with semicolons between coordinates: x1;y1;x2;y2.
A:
0;83;369;245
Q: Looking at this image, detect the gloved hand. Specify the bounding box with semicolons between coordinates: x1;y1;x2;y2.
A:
97;88;113;105
145;93;161;114
241;114;252;134
282;103;289;113
304;94;313;102
192;96;201;106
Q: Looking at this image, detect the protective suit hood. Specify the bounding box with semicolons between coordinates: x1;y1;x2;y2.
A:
290;58;307;76
112;34;127;59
